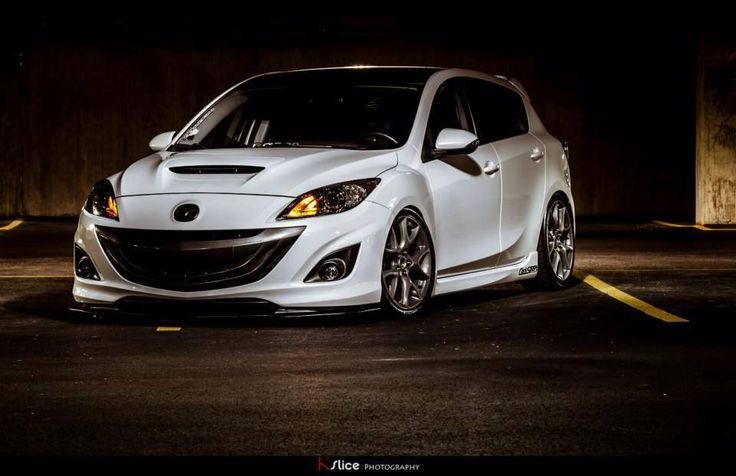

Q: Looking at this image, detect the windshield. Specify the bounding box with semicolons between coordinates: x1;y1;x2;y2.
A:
171;68;436;152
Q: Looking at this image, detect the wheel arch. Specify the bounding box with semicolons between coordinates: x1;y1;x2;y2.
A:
544;182;576;238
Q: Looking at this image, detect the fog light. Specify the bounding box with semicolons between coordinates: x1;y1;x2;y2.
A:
305;244;360;283
318;258;346;281
74;245;100;280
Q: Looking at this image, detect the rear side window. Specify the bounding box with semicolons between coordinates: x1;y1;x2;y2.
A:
463;78;528;143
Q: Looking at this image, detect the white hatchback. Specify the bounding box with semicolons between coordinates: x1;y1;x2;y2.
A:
72;66;575;318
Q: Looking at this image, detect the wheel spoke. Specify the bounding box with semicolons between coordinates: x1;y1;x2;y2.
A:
560;208;569;236
564;245;574;271
382;270;399;281
409;279;421;295
385;226;400;254
557;206;565;233
400;275;412;306
407;224;420;247
398;218;410;250
559;247;570;272
391;275;402;301
383;271;398;294
412;247;430;264
551;251;561;277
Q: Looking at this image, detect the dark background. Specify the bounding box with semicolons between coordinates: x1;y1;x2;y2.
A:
0;12;709;218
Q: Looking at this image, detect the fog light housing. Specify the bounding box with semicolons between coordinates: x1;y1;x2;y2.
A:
306;244;359;283
319;259;347;281
75;245;100;280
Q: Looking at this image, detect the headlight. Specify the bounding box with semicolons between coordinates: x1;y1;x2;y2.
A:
279;179;380;219
84;180;119;221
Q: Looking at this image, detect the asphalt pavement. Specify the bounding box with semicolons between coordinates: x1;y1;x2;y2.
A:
1;219;735;455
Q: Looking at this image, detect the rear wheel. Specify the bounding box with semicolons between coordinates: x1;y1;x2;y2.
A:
523;196;575;291
381;209;435;318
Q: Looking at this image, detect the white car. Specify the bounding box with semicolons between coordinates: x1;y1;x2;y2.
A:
72;66;575;318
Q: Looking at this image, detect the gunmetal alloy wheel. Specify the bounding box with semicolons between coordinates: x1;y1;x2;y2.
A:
523;196;575;291
546;199;575;281
381;210;434;316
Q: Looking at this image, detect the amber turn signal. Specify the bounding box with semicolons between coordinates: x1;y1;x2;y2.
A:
286;194;319;218
106;195;119;220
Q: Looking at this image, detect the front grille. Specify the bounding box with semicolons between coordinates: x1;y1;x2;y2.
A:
96;226;303;291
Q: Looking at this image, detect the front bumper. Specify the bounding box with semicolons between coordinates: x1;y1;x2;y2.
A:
73;194;390;309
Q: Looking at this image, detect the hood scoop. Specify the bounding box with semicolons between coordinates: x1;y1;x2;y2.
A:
169;165;265;175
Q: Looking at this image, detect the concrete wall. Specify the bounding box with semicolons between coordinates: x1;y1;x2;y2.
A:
0;29;697;218
697;34;736;224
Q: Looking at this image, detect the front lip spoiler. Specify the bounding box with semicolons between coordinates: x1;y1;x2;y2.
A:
69;298;380;319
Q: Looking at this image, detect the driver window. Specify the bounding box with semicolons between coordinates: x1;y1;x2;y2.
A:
424;82;471;160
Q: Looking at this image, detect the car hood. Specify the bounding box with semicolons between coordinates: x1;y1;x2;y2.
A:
113;148;398;197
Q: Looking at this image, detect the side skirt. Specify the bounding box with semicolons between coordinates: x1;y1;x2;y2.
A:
433;251;538;296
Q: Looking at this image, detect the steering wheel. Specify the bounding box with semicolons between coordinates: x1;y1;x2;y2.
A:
356;132;399;147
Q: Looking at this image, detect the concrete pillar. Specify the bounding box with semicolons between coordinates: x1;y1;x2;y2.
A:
696;34;736;224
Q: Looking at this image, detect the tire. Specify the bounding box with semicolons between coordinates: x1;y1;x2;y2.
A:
381;209;436;318
523;196;575;291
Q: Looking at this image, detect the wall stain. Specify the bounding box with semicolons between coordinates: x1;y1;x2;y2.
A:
702;60;736;223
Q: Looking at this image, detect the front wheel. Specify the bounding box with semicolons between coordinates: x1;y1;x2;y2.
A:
381;209;435;318
523;196;575;291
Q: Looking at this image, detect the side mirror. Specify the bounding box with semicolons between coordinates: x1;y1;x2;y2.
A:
149;131;176;152
433;128;479;158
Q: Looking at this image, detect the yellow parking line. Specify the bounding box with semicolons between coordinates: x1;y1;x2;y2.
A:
0;219;24;231
599;268;735;272
653;220;736;231
156;326;182;332
0;275;72;278
580;274;688;323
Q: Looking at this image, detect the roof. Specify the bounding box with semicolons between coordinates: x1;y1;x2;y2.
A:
242;66;444;89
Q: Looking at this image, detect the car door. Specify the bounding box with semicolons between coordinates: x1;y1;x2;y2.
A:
463;79;546;266
422;79;502;277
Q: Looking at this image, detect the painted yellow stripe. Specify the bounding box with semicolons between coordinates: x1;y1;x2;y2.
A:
653;220;736;231
581;274;688;323
0;219;24;231
597;268;736;272
693;224;736;231
0;275;72;278
156;326;181;332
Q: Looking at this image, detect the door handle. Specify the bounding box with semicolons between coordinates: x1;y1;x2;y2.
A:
483;160;500;176
530;147;545;161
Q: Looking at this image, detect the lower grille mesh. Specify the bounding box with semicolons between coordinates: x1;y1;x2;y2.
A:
96;226;302;291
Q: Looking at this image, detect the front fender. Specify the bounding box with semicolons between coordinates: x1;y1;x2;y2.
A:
370;166;436;238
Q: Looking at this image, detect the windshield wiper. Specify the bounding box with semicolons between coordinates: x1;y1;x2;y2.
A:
254;141;378;150
255;142;334;149
169;142;208;152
